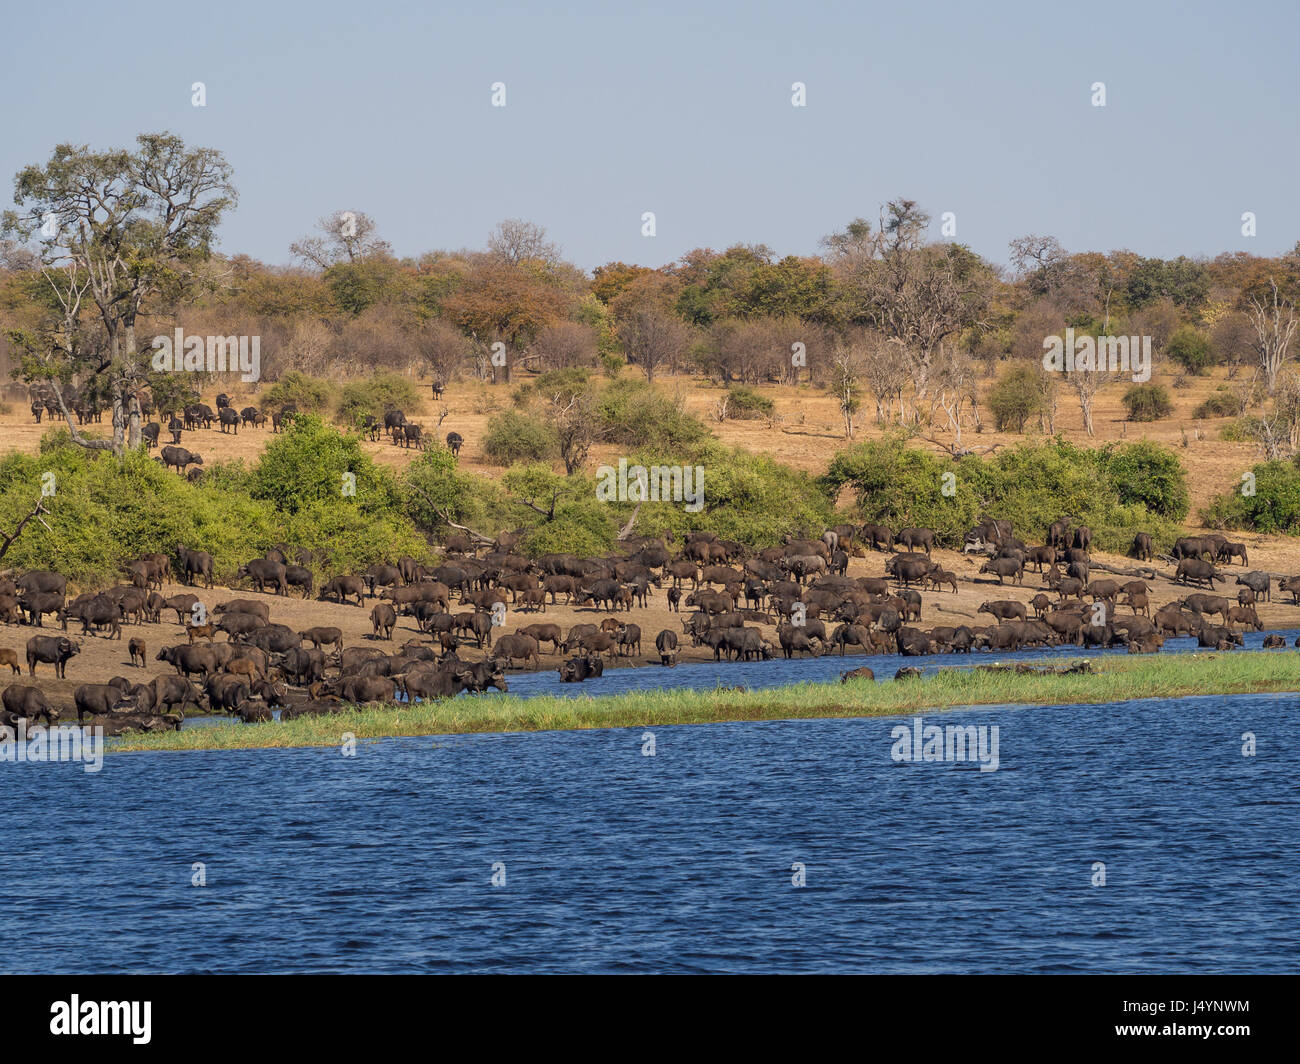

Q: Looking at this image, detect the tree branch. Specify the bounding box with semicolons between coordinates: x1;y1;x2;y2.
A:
0;497;52;562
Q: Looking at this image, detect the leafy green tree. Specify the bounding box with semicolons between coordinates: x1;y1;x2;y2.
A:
1102;440;1189;519
1167;325;1213;374
248;414;402;516
987;364;1049;432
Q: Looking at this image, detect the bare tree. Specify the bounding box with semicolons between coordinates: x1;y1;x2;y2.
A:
829;340;867;438
826;201;994;399
619;307;690;383
1272;369;1300;452
285;317;334;375
861;335;911;425
290;210;391;268
529;321;598;371
1008;234;1067;281
1250;279;1299;394
930;346;979;449
411;320;476;385
486;219;561;267
1067;360;1112;437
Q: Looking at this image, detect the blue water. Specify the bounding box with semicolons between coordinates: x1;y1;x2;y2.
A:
3;691;1296;972
472;627;1300;700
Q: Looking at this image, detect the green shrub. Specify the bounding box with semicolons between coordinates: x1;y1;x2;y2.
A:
1122;383;1173;421
594;379;709;451
0;420;431;586
260;371;334;414
1201;461;1300;533
1220;416;1265;442
623;443;835;548
821;437;978;545
247;414;405;517
148;373;202;417
1193;388;1246;419
986;364;1049;432
0;444;279;587
482;409;561;465
1102;440;1189;519
1166;325;1214;375
722;386;775;420
823;436;1187;553
336;372;421;427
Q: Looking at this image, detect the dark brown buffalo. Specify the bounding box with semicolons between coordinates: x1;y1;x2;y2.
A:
2;684;58;725
558;654;603;682
370;603;397;639
320;575;366;606
237;558;288;595
177;547;214;588
73;680;132;722
26;635;80;678
161;445;203;474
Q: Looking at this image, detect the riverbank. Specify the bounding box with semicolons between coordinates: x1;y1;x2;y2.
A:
111;652;1300;752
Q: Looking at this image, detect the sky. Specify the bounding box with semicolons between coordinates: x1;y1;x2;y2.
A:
4;0;1297;272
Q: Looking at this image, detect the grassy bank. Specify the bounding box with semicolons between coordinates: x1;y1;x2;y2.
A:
111;652;1300;753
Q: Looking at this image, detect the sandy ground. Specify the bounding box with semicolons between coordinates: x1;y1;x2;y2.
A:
0;363;1268;516
2;365;1297;716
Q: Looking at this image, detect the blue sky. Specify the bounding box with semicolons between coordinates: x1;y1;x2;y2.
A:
5;0;1297;271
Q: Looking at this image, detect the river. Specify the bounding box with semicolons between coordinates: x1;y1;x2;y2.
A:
2;689;1295;972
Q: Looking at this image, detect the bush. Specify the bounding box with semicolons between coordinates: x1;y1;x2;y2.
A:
1166;325;1214;375
1193;388;1246;419
595;379;709;451
0;420;431;587
721;386;775;420
1102;440;1189;519
1220;416;1264;442
0;444;279;587
1202;460;1300;533
986;364;1049;432
260;372;333;414
821;437;978;545
823;436;1187;553
147;373;202;417
482;409;561;465
624;443;836;548
336;372;421;427
247;414;405;517
1122;383;1173;421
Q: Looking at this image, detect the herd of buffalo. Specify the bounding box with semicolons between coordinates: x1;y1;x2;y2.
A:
2;512;1299;737
30;385;466;481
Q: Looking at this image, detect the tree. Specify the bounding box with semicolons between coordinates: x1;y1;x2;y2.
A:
1121;383;1173;422
530;321;598;371
1250;278;1299;394
930;346;980;449
290;210;391;268
486;219;561;267
412;319;474;385
1008;234;1068;290
442;257;570;353
1167;325;1213;375
3;133;236;455
1067;355;1111;437
987;364;1049;432
537;372;598;474
860;335;911;425
829;340;866;438
619;306;690;382
825;201;994;399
